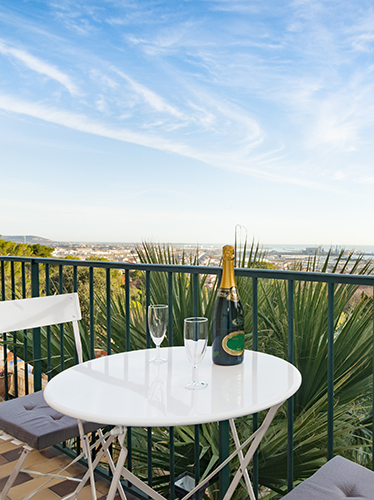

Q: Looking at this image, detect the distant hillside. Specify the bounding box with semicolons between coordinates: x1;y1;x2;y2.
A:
1;235;55;247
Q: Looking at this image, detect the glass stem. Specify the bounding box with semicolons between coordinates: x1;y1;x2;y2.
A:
193;365;197;383
156;344;160;359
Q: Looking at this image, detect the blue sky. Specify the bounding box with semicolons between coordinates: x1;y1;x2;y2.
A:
1;0;374;246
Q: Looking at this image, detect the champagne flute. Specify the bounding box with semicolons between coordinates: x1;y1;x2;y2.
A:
148;305;168;364
184;317;208;390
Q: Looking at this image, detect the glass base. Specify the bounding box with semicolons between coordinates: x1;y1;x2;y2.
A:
185;381;208;390
149;356;167;365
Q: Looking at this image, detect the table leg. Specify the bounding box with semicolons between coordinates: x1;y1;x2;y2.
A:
97;428;127;500
68;429;126;500
105;402;282;500
107;429;129;500
229;419;255;499
181;402;283;500
108;426;166;500
121;469;166;500
223;403;282;500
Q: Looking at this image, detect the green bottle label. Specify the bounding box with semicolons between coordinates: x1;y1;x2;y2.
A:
222;331;245;356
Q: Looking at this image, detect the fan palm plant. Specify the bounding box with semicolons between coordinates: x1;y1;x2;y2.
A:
122;245;374;498
95;242;220;351
247;250;374;496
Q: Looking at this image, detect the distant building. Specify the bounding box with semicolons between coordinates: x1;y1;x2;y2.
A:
304;246;324;255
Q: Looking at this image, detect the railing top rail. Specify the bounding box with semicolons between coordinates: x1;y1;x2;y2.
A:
1;255;374;286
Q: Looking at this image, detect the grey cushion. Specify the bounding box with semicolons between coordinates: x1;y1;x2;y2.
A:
0;390;102;450
283;456;374;499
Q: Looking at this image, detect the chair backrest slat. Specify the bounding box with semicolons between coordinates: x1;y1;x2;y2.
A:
0;293;82;334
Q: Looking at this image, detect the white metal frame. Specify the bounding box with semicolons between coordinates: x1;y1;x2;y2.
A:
105;402;283;500
0;293;123;500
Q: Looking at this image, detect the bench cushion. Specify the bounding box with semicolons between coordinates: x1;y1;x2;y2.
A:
0;390;101;450
283;456;374;499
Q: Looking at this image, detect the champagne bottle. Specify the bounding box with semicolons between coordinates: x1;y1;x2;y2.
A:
212;245;244;365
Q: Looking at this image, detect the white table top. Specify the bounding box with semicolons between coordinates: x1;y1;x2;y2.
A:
44;346;302;427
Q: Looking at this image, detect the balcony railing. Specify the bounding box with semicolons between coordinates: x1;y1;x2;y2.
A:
0;254;373;499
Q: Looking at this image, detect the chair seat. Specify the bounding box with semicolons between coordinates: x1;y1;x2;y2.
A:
0;390;101;450
283;456;374;499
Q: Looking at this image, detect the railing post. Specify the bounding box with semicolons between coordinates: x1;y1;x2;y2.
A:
0;260;5;300
1;260;9;400
145;270;153;488
22;262;29;393
31;260;42;392
372;285;374;471
89;266;95;360
194;424;200;494
106;268;111;355
193;273;199;317
168;272;175;500
10;262;18;398
252;277;258;498
59;265;65;371
125;269;130;352
45;264;52;377
146;271;151;348
287;280;294;492
327;282;334;460
31;259;39;297
219;420;230;499
168;272;173;347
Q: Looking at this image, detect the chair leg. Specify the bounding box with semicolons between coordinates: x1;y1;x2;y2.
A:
0;445;32;500
20;431;116;500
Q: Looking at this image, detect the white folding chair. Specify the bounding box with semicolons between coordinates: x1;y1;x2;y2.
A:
0;293;112;500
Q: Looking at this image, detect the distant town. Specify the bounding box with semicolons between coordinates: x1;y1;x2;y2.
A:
52;241;374;273
2;235;373;274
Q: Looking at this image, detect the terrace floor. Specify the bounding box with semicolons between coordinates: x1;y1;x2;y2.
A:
0;436;137;500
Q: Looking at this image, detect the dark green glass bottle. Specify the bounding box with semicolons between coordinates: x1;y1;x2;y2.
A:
212;245;244;365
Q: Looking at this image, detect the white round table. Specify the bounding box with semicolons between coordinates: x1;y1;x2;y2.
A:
44;346;301;427
44;347;301;500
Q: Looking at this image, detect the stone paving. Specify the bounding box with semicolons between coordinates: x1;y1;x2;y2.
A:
0;436;137;500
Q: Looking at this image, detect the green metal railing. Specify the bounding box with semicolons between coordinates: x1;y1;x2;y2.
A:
1;255;374;499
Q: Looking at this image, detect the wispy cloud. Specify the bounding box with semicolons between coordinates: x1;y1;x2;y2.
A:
89;69;118;89
2;0;374;194
0;39;79;95
0;93;191;154
207;0;264;14
49;1;99;36
343;8;374;53
0;92;320;189
115;70;186;120
356;176;374;184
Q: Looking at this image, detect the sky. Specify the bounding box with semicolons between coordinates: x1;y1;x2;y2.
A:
1;0;374;247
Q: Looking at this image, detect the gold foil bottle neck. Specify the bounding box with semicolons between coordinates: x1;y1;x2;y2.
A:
222;245;234;261
220;245;236;289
